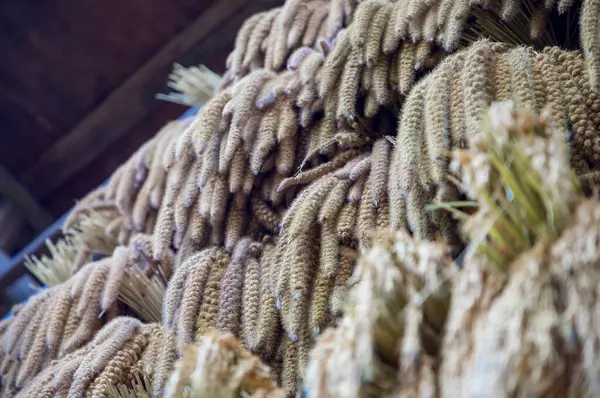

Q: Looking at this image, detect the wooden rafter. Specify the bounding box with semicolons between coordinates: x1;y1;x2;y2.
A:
19;0;281;201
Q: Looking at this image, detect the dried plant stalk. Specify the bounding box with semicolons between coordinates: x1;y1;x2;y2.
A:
164;332;285;398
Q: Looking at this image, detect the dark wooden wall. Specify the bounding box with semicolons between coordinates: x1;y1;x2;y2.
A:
0;0;282;257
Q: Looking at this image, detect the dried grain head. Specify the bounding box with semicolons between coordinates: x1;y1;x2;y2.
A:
0;280;134;392
436;97;600;395
440;178;600;397
84;326;152;397
450;101;580;271
164;331;284;398
156;63;221;106
104;371;152;398
16;319;153;398
25;236;82;286
223;0;354;85
304;230;454;397
390;43;600;249
110;237;169;323
441;242;568;397
315;0;582;134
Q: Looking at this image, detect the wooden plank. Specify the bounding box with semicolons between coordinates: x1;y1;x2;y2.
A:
0;167;53;231
20;0;278;201
0;250;9;267
0;200;27;254
0;212;66;291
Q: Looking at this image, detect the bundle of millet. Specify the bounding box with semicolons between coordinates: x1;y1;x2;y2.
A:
157;63;221;107
152;62;381;263
224;0;580;167
13;317;177;398
222;0;360;87
163;246;232;347
0;277;116;395
317;0;582;123
160;233;361;396
267;139;395;387
162;241;285;374
306;101;600;398
24;204;125;287
0;238;175;395
304;229;454;398
348;0;572;57
164;331;285;398
387;41;600;249
158;91;396;389
438;101;595;397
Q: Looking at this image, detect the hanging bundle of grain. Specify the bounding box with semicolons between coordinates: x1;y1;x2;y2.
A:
304;101;600;398
304;230;454;397
0;237;175;393
160;235;359;395
160;94;394;390
222;0;360;87
152;62;380;263
388;41;600;251
164;331;285;398
4;0;600;396
161;240;287;378
13;317;177;398
0;275;117;394
438;100;600;398
317;0;581;124
156;64;221;107
268;140;395;392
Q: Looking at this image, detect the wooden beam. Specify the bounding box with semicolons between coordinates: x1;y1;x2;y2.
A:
0;250;9;267
0;200;27;254
0;212;66;291
20;0;281;201
0;167;53;231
